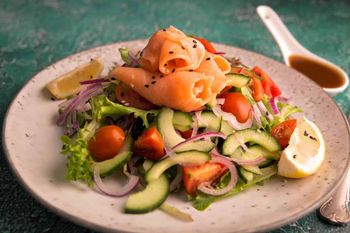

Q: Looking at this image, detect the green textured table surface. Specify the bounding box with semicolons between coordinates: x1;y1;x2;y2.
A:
1;0;349;232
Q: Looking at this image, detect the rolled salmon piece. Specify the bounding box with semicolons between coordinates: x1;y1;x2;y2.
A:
139;26;205;74
112;67;214;112
195;51;231;94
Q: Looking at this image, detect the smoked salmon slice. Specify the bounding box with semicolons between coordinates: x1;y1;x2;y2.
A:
139;26;205;74
195;51;231;94
112;67;214;112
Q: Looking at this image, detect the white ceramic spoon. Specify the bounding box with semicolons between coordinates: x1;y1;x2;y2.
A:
256;5;349;96
257;5;350;225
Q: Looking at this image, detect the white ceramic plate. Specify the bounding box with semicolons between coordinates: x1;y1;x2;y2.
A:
3;41;350;233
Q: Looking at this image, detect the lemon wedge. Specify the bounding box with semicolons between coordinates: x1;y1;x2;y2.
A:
277;117;325;178
46;58;104;99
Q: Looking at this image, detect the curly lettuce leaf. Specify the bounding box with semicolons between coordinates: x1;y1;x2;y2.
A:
192;165;277;211
90;95;158;127
61;120;100;185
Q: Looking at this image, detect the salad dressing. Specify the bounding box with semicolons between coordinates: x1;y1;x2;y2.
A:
288;54;345;88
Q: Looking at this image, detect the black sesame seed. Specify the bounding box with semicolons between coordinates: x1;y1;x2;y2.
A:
309;135;318;142
189;69;194;72
169;51;174;54
144;84;149;88
90;75;93;79
293;154;297;159
193;44;197;48
193;40;197;43
164;64;167;66
152;76;156;79
172;68;175;73
151;81;156;84
206;57;211;61
304;130;309;136
160;75;164;78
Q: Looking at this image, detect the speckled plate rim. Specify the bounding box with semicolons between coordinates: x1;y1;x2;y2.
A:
2;40;350;233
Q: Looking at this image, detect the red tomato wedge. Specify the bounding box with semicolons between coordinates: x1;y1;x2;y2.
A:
115;83;156;110
250;76;264;102
271;119;297;148
252;66;281;98
221;93;252;123
134;127;165;161
183;162;227;196
179;129;193;139
194;37;217;53
88;125;125;162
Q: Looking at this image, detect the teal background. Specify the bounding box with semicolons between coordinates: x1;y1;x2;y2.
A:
0;0;349;232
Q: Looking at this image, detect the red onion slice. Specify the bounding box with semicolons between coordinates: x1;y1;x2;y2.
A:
269;97;280;115
252;103;262;128
278;92;291;103
169;166;183;192
257;101;274;121
230;156;266;166
93;167;139;197
80;78;109;85
191;112;200;137
212;105;253;130
197;152;238;196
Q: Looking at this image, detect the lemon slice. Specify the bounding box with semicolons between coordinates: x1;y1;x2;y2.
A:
277;117;325;178
46;58;104;99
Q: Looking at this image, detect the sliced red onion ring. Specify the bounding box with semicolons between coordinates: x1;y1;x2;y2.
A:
197;151;238;196
127;156;143;175
278;92;291;103
128;51;139;67
76;103;91;112
93;167;139;197
169;166;183;192
164;132;226;159
80;78;110;85
257;101;274;121
216;98;225;105
252;104;262;128
212;105;253;130
56;84;104;126
230;156;266;166
269;97;280;115
191;112;200;137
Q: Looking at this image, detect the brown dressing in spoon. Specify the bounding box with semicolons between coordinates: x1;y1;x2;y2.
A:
288;54;345;88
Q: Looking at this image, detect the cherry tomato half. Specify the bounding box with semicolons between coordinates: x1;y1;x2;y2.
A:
250;77;264;102
88;125;125;162
134;127;165;161
221;93;252;123
183;162;227;196
271;119;297;148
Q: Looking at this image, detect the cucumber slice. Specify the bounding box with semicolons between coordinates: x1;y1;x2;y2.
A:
158;108;214;152
173;111;193;131
242;165;262;175
226;73;250;87
93;137;133;176
146;151;210;182
222;129;281;155
239;167;254;182
125;174;169;214
220;119;234;136
230;145;281;161
199;111;221;132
